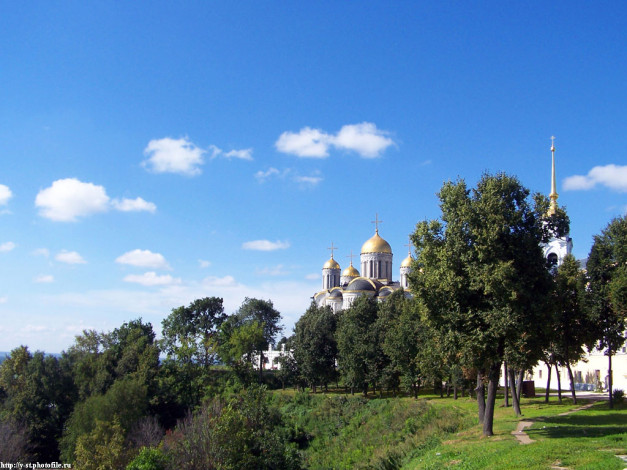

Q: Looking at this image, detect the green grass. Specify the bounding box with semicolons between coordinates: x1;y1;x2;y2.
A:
403;398;627;470
273;389;626;470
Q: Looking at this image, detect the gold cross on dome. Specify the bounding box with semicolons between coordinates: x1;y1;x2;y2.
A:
327;242;337;259
404;236;412;256
371;213;383;233
551;136;555;151
346;250;355;266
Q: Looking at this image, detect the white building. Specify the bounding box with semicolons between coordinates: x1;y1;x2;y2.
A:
313;215;412;312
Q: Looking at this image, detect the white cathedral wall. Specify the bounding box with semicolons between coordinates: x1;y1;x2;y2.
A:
360;252;393;282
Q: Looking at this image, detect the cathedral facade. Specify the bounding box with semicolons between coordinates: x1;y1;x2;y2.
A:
314;218;412;312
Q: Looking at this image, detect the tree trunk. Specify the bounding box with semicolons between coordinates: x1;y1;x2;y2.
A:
544;362;552;403
259;351;264;383
454;384;458;400
516;369;524;403
483;363;501;436
608;351;613;409
476;372;486;424
504;362;510;407
509;368;521;416
556;366;562;403
566;363;577;404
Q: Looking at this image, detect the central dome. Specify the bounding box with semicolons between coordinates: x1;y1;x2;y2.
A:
361;230;392;254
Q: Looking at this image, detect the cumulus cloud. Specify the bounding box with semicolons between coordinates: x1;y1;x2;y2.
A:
224;148;253;161
55;250;86;264
563;164;627;192
198;259;211;268
242;240;290;251
35;178;110;222
111;197;157;213
123;272;181;286
115;249;171;270
275;122;395;158
143;137;206;175
305;273;319;280
275;127;331;158
0;296;7;303
35;178;155;221
0;242;16;252
333;122;395;158
0;184;12;205
34;274;54;283
294;174;323;187
255;167;282;183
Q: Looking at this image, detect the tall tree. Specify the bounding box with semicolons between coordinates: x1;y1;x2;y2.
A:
336;295;382;396
234;298;283;381
292;303;338;392
410;173;556;436
586;215;627;408
161;297;227;368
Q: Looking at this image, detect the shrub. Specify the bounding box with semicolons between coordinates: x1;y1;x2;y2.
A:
612;388;624;404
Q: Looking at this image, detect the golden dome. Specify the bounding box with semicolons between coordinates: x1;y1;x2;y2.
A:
361;230;392;254
342;263;360;278
400;255;412;268
323;257;340;270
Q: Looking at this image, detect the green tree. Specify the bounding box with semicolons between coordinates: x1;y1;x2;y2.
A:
218;315;265;384
74;418;127;470
292;303;338;392
234;297;283;381
60;377;148;463
410;173;555;436
0;346;75;460
126;447;169;470
545;254;593;405
586;215;627;408
336;296;382;396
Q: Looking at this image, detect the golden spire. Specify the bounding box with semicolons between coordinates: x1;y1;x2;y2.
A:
548;136;558;216
346;250;356;266
327;242;337;259
371;213;382;234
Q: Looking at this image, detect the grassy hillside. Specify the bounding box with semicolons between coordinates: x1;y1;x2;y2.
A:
273;390;626;470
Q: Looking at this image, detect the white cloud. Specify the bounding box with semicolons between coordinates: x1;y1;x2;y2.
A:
32;248;50;258
0;242;16;252
0;184;12;205
35;178;155;222
123;272;181;286
294;175;323;187
305;273;319;280
0;296;7;304
255;167;281;183
34;274;54;283
275;122;395;158
275;127;331;158
242;240;290;251
224;149;253;161
198;259;211;268
563;164;627;192
115;249;171;270
332;122;395;158
112;197;157;213
56;250;86;264
202;275;238;287
35;178;110;222
143;137;205;176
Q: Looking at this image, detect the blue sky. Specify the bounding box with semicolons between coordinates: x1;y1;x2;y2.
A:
1;2;626;352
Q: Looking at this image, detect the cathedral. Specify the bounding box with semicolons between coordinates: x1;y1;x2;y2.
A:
313;215;413;312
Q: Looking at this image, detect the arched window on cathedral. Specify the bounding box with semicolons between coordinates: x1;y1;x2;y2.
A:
547;252;558;268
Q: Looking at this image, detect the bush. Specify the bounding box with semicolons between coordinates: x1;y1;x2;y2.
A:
126;447;169;470
612;388;624;404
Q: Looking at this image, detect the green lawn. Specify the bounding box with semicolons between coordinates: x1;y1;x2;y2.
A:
403;397;627;470
274;388;626;469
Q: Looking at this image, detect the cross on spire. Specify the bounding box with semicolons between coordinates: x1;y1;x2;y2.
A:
371;213;383;233
346;250;355;266
404;235;412;257
327;242;337;259
551;135;556;152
